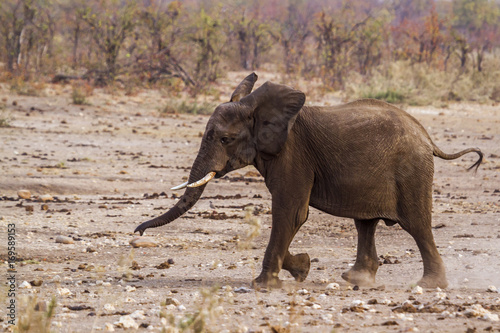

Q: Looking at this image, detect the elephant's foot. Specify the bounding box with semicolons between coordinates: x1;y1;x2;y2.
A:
283;253;310;282
252;272;282;289
416;274;448;289
341;267;376;287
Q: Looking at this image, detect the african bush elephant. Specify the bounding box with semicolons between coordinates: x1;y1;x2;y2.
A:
134;73;482;289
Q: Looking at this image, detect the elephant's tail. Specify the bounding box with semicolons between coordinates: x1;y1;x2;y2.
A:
432;145;483;171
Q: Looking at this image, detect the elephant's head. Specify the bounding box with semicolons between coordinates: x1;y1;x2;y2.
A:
134;73;305;235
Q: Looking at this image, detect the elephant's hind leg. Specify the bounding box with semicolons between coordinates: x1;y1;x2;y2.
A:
341;219;379;287
400;219;448;289
283;251;310;282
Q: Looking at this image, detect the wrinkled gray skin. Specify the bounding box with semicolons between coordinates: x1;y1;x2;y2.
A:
135;73;483;289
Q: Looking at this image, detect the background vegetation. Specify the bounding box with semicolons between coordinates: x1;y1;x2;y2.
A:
1;0;499;105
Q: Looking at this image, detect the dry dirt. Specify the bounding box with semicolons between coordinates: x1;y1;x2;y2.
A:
1;78;500;333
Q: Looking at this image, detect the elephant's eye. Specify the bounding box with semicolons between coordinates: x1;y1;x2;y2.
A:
220;137;229;144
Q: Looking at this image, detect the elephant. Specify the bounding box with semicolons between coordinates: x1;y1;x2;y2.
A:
134;73;483;289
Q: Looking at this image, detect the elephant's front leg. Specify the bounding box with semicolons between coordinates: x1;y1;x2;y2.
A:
253;197;310;288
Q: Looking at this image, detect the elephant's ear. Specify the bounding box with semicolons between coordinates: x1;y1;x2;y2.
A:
242;81;305;158
230;72;258;102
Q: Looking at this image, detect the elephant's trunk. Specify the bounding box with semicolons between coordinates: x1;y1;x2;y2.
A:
134;185;206;235
134;156;211;235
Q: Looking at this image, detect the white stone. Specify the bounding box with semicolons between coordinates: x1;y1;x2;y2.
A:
464;304;490;318
115;315;139;329
103;304;115;312
55;235;74;244
130;310;146;320
487;285;498;293
57;288;72;296
234;287;252;293
326;283;340;291
19;281;32;289
297;289;309;295
104;322;115;331
481;313;499;322
125;285;136;292
412;286;423;294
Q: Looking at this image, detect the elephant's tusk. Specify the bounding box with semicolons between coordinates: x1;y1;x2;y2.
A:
170;181;189;190
187;172;216;188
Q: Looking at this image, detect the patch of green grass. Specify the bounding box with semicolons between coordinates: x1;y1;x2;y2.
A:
362;89;406;103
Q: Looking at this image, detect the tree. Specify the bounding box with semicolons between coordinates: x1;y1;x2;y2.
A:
452;0;500;71
315;3;371;88
79;0;138;81
0;0;30;74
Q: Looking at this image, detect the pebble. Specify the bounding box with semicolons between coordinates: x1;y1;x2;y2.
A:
297;289;310;295
234;287;252;293
130;310;146;320
40;194;54;202
19;281;32;289
56;235;74;244
57;287;72;296
86;246;97;253
30;280;43;287
464;304;499;321
165;297;181;306
487;285;498;293
18;190;31;199
326;283;340;291
129;237;158;248
104;304;115;312
125;285;136;292
105;323;115;332
52;275;61;283
412;286;423;294
435;291;447;300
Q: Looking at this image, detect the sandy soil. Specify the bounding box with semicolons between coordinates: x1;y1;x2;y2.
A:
1;78;500;332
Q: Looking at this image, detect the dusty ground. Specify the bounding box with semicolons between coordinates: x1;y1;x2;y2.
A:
1;77;500;332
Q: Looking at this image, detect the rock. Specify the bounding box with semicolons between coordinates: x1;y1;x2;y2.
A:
412;286;423;294
129;237;157;248
52;275;61;283
86;246;97;253
19;281;32;289
464;304;499;321
297;289;309;295
18;190;31;199
115;315;139;329
487;285;498;293
103;304;115;312
125;285;136;292
326;283;340;291
56;235;74;244
30;280;43;287
57;287;72;296
105;323;115;332
234;287;252;293
155;262;170;269
165;297;181;306
130;310;146;320
435;291;447;300
40;194;54;202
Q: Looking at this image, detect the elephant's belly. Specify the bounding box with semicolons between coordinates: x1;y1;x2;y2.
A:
309;182;398;221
